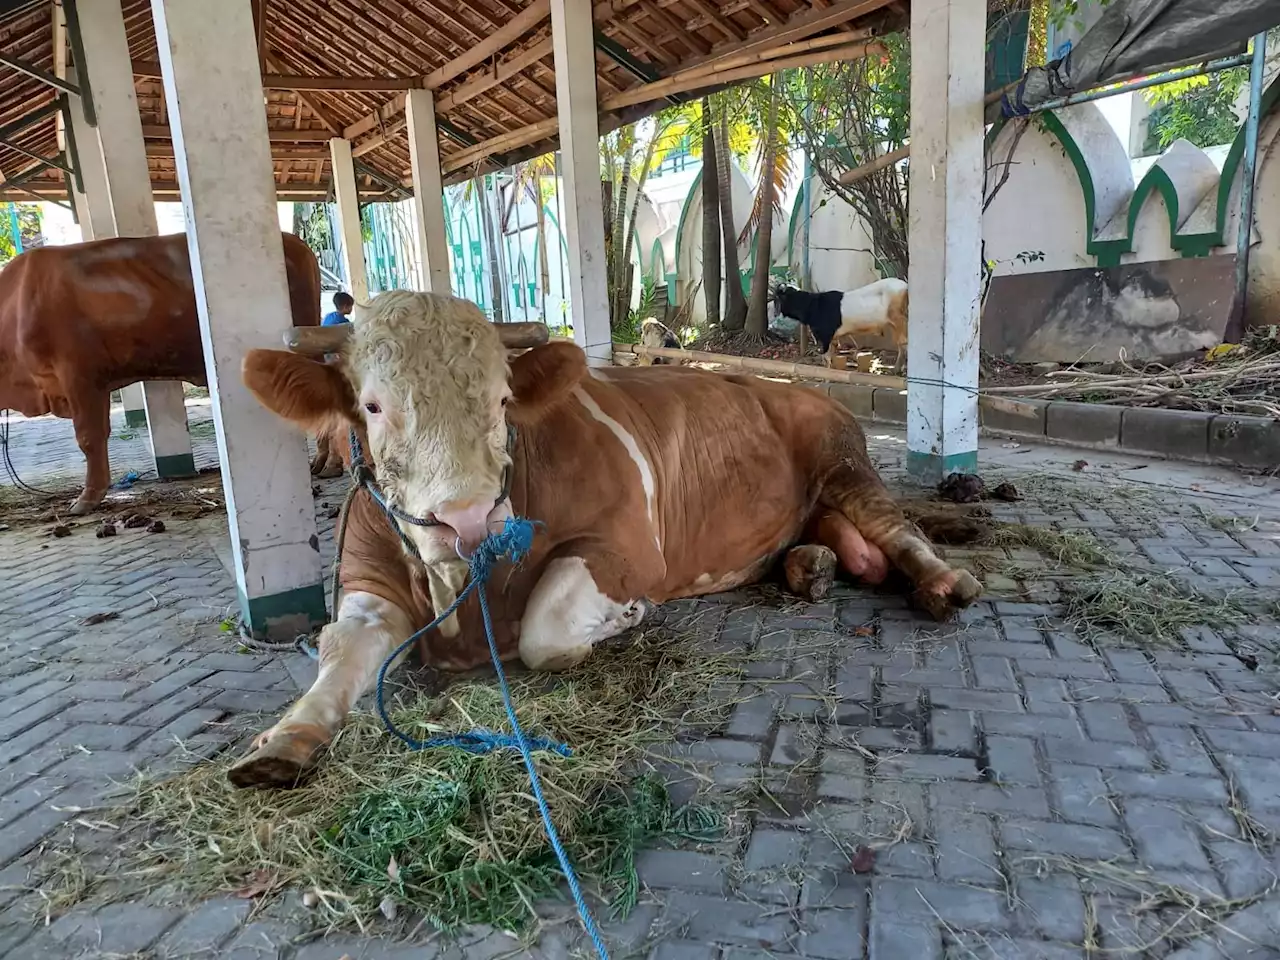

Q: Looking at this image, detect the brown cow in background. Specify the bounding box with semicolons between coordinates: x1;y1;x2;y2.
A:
0;231;326;513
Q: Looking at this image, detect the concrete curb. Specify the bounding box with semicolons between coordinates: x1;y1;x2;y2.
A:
807;383;1280;471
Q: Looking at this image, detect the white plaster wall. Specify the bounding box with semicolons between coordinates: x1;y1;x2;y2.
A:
1124;189;1178;264
982;119;1093;275
1246;109;1280;322
675;162;755;325
798;178;881;290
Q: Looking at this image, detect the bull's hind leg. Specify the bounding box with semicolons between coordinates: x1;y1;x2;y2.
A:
784;544;837;601
68;392;111;515
819;462;981;620
228;592;415;789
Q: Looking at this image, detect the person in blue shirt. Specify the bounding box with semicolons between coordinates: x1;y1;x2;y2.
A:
322;291;354;326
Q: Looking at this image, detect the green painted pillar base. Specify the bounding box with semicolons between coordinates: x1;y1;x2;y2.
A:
906;449;978;485
239;582;328;641
155;453;197;478
124;409;149;429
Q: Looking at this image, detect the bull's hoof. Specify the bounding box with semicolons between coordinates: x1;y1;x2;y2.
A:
227;728;327;790
316;461;343;480
912;568;982;621
67;494;102;516
785;544;838;602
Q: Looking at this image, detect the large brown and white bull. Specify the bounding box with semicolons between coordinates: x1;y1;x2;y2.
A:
231;291;981;789
0;231;329;513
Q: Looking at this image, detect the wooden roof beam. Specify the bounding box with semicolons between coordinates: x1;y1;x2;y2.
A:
341;0;647;142
442;35;880;174
141;124;333;143
133;60;422;91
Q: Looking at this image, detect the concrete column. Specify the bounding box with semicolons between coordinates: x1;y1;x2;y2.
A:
77;0;193;476
328;137;369;302
64;70;114;241
405;90;452;293
551;0;611;365
905;0;984;483
150;0;325;638
67;67;149;426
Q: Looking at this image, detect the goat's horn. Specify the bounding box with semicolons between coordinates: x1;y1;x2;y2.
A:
283;324;352;355
284;319;551;355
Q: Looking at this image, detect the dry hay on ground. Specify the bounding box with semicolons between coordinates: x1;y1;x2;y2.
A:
0;471;226;531
36;627;736;936
986;325;1280;419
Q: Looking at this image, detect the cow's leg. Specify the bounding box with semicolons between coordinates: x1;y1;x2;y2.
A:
310;429;344;479
519;555;648;671
227;591;415;789
68;393;112;515
310;429;329;476
818;462;981;620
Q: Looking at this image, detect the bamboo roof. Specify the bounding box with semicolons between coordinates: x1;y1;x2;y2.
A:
0;0;904;203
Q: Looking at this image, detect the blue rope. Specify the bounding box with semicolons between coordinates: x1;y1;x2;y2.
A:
371;516;610;959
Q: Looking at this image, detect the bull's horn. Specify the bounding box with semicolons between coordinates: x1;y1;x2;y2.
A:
492;321;550;349
283;319;550;355
284;324;352;355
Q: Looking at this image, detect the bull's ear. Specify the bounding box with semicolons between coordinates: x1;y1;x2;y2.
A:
506;341;586;424
242;349;357;432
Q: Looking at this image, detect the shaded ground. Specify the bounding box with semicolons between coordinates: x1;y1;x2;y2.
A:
0;411;1278;958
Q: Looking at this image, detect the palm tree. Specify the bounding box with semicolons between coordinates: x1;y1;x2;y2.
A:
713;93;748;332
700;97;721;328
509;153;557;321
744;76;788;338
601;105;698;332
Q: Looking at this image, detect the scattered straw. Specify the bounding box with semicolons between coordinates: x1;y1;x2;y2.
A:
1060;572;1250;647
38;628;735;933
981;523;1116;570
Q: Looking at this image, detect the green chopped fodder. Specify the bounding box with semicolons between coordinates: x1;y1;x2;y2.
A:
39;628;735;933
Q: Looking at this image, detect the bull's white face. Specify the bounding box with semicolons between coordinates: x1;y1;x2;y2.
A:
343;291;513;559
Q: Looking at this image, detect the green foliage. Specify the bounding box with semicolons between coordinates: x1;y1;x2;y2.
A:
0;204;41;265
1045;0;1114;35
613;273;659;344
1143;68;1247;151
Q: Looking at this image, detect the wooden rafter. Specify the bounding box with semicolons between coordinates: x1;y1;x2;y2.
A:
0;0;905;199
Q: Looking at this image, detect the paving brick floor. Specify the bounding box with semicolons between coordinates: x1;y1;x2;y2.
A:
0;408;1278;959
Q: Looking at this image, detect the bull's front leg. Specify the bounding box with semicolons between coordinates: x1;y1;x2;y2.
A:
519;554;650;671
228;592;415;789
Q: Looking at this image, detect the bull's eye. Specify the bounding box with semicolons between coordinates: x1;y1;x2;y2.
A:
364;402;381;415
501;396;509;407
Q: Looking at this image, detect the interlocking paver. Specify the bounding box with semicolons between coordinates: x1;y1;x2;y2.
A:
1;415;1278;958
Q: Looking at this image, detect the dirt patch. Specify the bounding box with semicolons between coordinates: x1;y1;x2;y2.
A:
0;471;226;531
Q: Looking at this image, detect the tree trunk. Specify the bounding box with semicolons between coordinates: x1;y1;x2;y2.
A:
714;98;748;331
477;175;506;322
610;138;633;327
700;98;722;328
746;82;780;338
533;177;551;322
619;130;661;334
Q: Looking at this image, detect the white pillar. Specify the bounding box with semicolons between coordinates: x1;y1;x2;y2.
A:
905;0;984;483
405;90;452;294
67;66;148;427
77;0;193;476
551;0;612;365
328;138;369;302
150;0;325;638
65;94;112;241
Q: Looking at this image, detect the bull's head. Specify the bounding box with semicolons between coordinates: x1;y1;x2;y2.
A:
243;291;580;567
